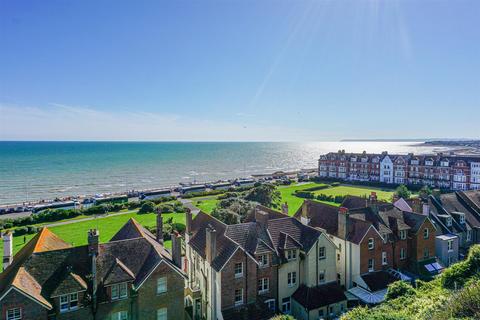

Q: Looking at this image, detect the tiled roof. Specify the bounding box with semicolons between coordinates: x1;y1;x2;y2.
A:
0;219;182;310
244;204;288;222
440;193;480;228
342;196;368;209
268;217;321;252
294;200;339;235
292;283;346;310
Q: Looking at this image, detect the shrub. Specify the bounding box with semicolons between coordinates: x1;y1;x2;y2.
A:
138;201;156;214
386;281;416;300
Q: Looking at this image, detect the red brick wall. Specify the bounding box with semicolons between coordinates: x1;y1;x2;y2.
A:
0;289;48;320
411;220;436;262
359;228;393;274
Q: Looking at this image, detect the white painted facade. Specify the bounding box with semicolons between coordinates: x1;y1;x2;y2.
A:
380;155;393;184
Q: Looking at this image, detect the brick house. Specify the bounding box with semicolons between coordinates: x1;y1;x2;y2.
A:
318;150;480;190
185;205;345;320
0;215;185;320
295;194;436;304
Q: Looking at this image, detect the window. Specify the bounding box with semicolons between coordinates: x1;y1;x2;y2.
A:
459;215;465;224
382;252;387;265
59;292;79;312
6;308;21;320
265;299;275;311
368;258;374;272
319;246;326;259
282;297;291;313
423;228;429;239
258;278;269;294
337;253;340;261
400;248;406;260
423;248;429;259
447;240;453;252
368;238;374;250
399;230;407;240
287;272;297;287
466;230;472;242
286;250;297;261
157;308;167;320
111;311;128;320
157;277;167;294
446;217;452;227
258;254;269;268
234;262;243;278
382;234;388;244
319;270;325;283
112;283;128;300
318;309;324;318
234;289;243;306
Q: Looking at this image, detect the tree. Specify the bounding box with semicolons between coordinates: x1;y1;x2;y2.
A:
138;201;155;214
419;185;432;199
212;198;256;224
394;185;411;200
244;183;280;206
386;281;416;300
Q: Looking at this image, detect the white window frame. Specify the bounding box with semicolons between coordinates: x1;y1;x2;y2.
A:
59;292;79;312
319;246;326;259
265;299;275;311
6;308;21;320
258;278;269;294
111;311;128;320
368;238;374;250
466;230;472;242
423;247;429;259
318;270;325;283
157;277;167;295
282;297;291;313
382;252;387;265
287;272;297;287
400;248;406;260
460;215;465;224
447;240;453;252
234;288;244;306
368;258;374;272
111;283;128;300
258;254;269;268
286;249;297;261
423;228;429;239
234;262;243;278
399;230;407;240
157;308;167;320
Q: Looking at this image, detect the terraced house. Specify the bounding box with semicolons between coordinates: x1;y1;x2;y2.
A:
318;150;480;190
184;205;346;320
296;194;436;304
0;216;185;320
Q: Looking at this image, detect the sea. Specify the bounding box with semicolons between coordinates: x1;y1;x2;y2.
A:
0;141;453;205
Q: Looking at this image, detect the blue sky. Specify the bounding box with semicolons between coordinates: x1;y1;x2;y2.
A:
0;0;479;141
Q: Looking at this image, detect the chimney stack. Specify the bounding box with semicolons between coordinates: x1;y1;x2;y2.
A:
171;231;182;268
205;226;217;264
281;202;289;215
432;189;441;201
338;207;349;240
156;208;164;244
422;203;430;216
88;229;99;312
185;208;192;235
300;201;311;225
255;208;269;226
2;231;13;271
88;229;99;256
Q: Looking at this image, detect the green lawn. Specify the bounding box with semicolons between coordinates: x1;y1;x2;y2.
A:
313;185;394;202
276;182;326;215
0;211;186;264
193;197;219;213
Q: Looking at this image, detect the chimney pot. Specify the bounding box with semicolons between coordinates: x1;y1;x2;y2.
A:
255;208;269;226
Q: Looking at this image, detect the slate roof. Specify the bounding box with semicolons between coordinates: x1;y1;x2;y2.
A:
0;218;183;310
292;283;347;310
439;193;480;228
361;271;398;291
188;207;324;270
342;195;368;209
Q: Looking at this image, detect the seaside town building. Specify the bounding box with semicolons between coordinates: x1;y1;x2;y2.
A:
0;215;185;320
184;205;347;320
295;193;437;304
318;151;480;191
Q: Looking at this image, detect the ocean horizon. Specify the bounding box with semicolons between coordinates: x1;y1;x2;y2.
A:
0;141;452;205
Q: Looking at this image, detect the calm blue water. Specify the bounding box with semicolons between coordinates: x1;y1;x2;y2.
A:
0;141;445;205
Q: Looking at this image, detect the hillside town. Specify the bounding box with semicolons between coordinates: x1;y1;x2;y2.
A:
1;151;480;320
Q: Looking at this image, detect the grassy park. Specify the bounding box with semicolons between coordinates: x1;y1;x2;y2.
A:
0;210;185;262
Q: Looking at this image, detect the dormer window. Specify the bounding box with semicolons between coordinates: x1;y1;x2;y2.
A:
368;238;374;250
111;283;128;300
59;292;79;312
423;228;429;239
441;161;449;167
286;249;297;261
382;234;388;244
446;217;452;227
459;215;465;224
467;230;472;242
258;254;269;268
425;160;433;166
399;230;407;240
